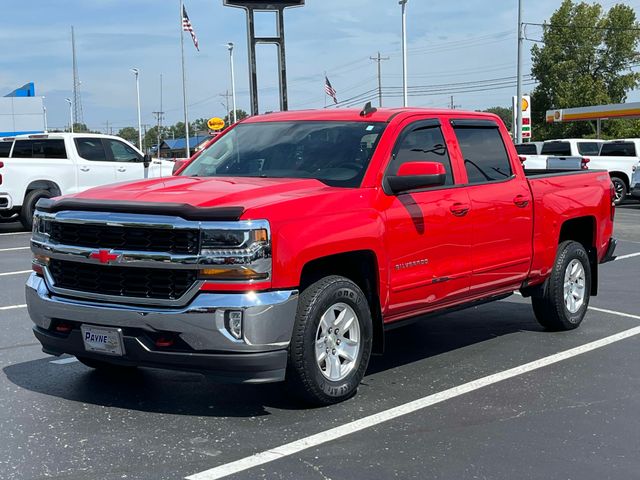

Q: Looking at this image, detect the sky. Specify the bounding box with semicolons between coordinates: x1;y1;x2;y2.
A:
1;0;638;133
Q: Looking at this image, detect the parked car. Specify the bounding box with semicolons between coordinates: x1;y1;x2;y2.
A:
0;133;173;228
520;138;602;172
27;108;616;405
589;139;640;204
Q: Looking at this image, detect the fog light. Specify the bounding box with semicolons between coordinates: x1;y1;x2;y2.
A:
225;310;243;340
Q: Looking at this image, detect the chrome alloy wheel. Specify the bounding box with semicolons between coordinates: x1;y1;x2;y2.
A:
613;179;625;203
315;302;361;381
564;258;586;314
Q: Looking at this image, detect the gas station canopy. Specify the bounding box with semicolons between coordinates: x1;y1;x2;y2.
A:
546;102;640;123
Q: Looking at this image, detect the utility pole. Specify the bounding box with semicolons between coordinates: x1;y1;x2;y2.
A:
130;68;142;150
370;52;389;107
516;0;524;144
227;43;237;124
449;96;461;110
220;90;231;120
399;0;409;107
152;111;164;156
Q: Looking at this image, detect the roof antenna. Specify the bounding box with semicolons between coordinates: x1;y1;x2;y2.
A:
360;101;377;117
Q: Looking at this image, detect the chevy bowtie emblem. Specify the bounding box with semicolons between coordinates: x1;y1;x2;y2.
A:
89;249;120;264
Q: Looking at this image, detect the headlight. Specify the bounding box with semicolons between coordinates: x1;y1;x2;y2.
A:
199;222;271;282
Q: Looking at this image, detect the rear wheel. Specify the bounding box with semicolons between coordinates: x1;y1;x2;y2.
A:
19;189;52;230
611;176;627;205
531;241;591;331
286;275;373;406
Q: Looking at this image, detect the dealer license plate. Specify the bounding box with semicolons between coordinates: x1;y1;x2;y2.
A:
80;325;125;356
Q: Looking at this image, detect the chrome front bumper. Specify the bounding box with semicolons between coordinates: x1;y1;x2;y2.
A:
26;274;299;382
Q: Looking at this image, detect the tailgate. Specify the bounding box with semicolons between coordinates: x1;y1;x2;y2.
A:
546;156;583;170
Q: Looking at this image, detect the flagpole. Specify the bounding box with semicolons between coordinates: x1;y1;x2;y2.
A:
323;71;327;109
180;0;191;158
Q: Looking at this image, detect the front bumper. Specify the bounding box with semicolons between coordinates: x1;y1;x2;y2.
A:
26;274;298;383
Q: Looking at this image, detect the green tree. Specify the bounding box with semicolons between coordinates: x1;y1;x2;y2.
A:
223;109;249;127
530;0;640;140
117;127;139;144
483;106;513;131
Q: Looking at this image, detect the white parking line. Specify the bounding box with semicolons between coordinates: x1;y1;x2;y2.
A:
0;304;26;311
0;270;31;277
0;231;29;236
614;252;640;261
50;357;79;365
0;247;30;252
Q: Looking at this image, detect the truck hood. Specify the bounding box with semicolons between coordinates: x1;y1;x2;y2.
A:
70;176;337;213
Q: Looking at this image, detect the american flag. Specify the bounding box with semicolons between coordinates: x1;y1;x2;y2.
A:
182;5;199;51
324;76;337;104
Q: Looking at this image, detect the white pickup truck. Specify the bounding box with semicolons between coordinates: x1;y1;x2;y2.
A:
0;133;173;228
589;139;640;205
520;138;602;172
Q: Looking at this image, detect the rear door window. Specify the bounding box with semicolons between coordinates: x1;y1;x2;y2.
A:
541;141;571;156
75;138;108;161
577;142;601;156
600;142;636;157
453;124;512;184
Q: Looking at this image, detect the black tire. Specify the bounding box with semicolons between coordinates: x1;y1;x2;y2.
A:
20;189;52;230
611;177;627;206
77;356;137;372
286;275;373;406
531;241;591;331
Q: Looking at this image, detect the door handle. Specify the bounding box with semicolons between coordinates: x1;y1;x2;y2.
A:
449;203;470;217
79;166;90;172
513;195;530;208
117;167;127;172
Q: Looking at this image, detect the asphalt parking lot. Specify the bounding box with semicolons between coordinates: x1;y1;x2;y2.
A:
1;204;639;480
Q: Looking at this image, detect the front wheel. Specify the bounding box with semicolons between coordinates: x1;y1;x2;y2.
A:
531;241;591;331
286;275;373;406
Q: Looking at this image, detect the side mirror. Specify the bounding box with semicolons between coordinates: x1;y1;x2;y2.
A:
386;161;447;194
143;153;152;168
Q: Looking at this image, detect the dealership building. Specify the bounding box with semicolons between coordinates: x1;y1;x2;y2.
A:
0;82;45;137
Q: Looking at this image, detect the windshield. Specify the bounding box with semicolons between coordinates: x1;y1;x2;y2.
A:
181;121;386;187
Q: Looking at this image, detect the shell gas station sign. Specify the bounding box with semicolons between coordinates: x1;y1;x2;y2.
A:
514;95;532;139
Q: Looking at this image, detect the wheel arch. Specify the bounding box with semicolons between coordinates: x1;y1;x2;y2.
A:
299;250;384;354
25;180;62;198
558;216;598;295
609;171;629;188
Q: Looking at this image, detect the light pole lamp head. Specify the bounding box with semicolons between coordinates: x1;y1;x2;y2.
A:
130;68;139;77
227;42;234;52
65;98;72;105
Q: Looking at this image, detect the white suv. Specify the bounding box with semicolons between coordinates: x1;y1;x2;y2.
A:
0;133;173;228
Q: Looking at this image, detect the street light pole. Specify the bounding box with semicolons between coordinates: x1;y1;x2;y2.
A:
65;98;74;133
131;68;143;150
516;0;523;144
42;96;48;132
227;42;237;125
399;0;409;107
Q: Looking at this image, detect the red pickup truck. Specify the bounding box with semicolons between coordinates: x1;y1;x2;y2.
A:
27;107;616;405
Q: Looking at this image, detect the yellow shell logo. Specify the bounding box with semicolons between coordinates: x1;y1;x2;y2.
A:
207;117;225;131
521;98;529;112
